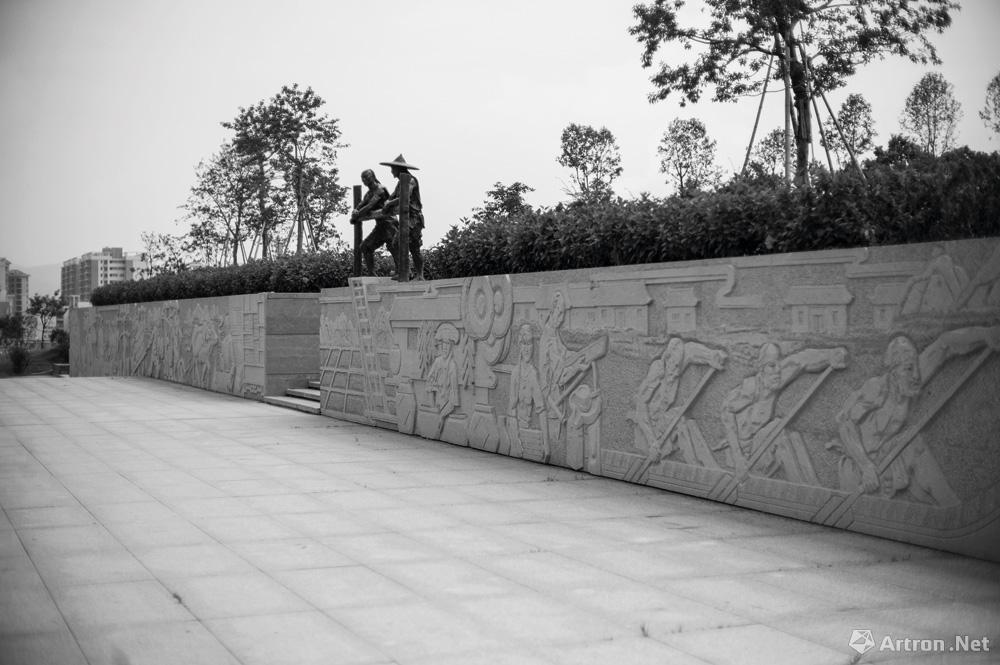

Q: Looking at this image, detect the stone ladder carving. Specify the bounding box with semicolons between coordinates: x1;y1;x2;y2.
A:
350;277;391;423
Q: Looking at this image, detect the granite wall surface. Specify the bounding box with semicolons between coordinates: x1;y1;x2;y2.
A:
69;292;319;399
319;238;1000;560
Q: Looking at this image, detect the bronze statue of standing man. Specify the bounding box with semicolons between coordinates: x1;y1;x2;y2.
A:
379;154;424;281
351;169;396;276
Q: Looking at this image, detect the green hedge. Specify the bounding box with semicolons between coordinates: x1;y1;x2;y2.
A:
93;149;1000;306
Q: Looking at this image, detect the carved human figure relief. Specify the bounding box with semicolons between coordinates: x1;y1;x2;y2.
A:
633;337;726;468
832;327;1000;507
539;290;608;443
566;384;602;472
720;342;848;484
507;323;549;459
424;322;461;437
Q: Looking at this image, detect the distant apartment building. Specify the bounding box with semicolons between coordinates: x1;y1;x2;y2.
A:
61;247;135;303
0;257;9;315
7;269;30;315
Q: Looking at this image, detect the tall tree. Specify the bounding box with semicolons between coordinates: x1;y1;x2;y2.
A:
980;71;1000;136
266;85;348;255
184;143;258;266
658;118;721;194
224;100;282;259
630;0;957;186
557;123;623;202
822;93;877;167
222;85;348;257
26;292;67;348
900;72;962;156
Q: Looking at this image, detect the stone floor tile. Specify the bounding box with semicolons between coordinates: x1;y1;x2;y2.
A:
0;575;68;636
326;532;442;564
314;489;408;512
240;493;327;515
229;538;355;572
661;575;842;621
0;529;27;559
6;505;96;530
88;500;179;525
328;600;506;661
168;496;261;519
75;620;242;665
206;611;389;665
0;628;88;665
192;514;299;543
135;543;256;579
53;580;195;628
409;524;536;558
365;506;464;533
274;566;419;609
274;510;385;538
18;523;125;557
458;592;629;644
660;623;847;665
494;521;614;553
103;516;215;550
401;647;559;665
377;558;529;600
164;573;312;619
567;584;750;636
543;637;713;665
32;549;153;587
480;551;634;594
213;478;298;497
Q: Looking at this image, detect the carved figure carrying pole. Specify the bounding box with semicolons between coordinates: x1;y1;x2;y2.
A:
711;365;835;503
816;347;993;528
626;365;718;484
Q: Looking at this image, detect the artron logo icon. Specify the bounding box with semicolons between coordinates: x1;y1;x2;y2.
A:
850;629;876;654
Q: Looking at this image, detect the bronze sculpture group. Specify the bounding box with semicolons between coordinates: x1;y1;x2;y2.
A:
350;154;424;280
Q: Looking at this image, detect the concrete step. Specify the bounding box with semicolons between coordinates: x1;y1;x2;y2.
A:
262;395;321;415
308;380;321;389
286;387;321;402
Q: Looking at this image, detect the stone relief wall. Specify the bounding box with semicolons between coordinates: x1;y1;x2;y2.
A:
320;238;1000;560
70;293;318;399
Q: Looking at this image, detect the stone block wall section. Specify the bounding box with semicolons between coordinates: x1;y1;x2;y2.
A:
68;292;319;400
319;238;1000;561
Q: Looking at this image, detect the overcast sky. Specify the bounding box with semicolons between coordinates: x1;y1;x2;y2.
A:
2;0;999;282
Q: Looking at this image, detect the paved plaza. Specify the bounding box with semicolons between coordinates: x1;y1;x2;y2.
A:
1;377;997;665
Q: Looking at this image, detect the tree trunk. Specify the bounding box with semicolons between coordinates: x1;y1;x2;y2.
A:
295;164;305;255
786;31;811;187
256;157;269;260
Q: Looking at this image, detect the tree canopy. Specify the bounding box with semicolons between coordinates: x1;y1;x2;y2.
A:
822;93;877;166
658;118;721;194
980;71;1000;136
901;72;962;156
630;0;958;184
221;84;347;260
558;123;623;202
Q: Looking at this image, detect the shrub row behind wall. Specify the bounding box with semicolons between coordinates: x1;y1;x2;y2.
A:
93;149;1000;306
